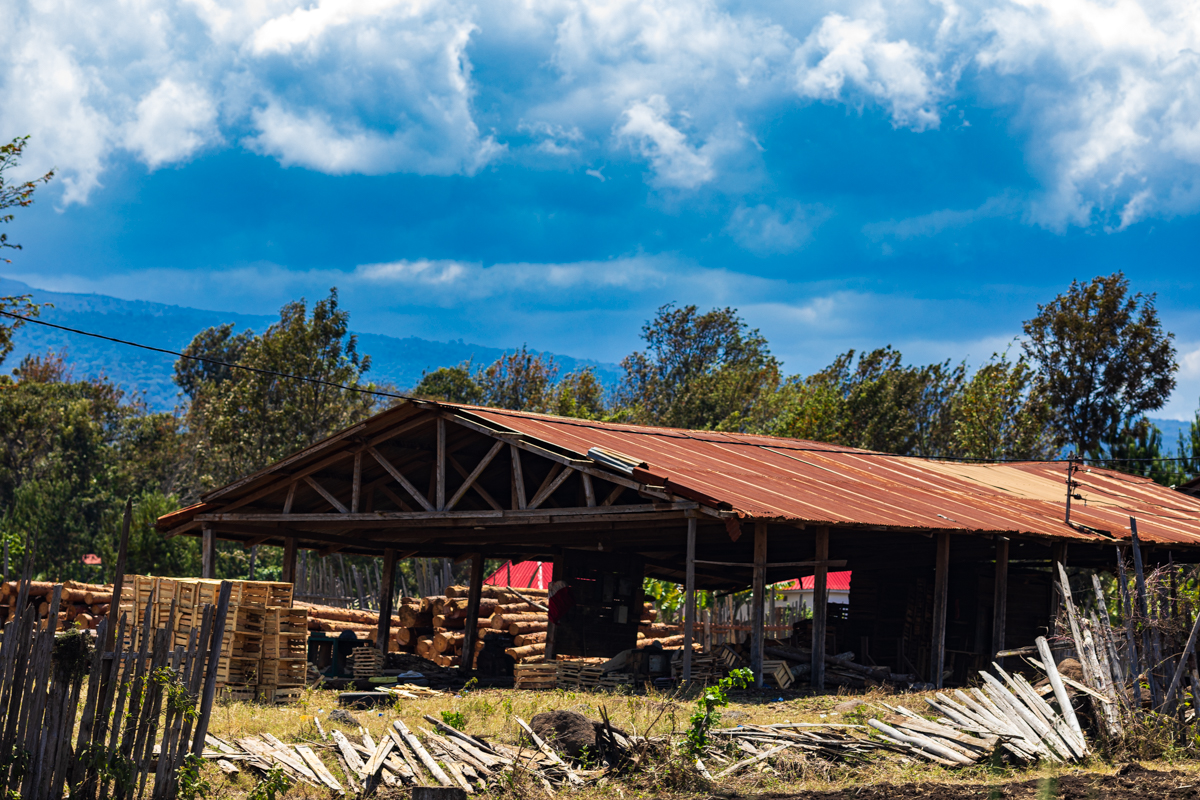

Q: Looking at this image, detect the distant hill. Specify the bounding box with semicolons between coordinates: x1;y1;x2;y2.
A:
1;279;621;412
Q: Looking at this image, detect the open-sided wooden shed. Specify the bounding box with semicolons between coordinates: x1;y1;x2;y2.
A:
157;399;1200;688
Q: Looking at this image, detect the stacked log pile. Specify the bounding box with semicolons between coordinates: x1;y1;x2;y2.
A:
0;580;112;630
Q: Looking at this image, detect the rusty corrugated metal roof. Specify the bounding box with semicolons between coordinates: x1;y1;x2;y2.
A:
454;404;1200;546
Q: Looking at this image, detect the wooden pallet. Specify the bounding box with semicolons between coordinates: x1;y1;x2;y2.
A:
263;634;306;660
514;662;558;690
350;646;384;678
763;660;794;689
256;685;303;705
259;658;307;686
229;633;263;659
231;606;266;635
217;684;256;703
264;607;307;635
215;657;261;685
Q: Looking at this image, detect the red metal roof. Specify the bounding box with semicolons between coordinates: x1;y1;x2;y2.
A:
454;404;1200;546
779;571;852;592
485;560;553;590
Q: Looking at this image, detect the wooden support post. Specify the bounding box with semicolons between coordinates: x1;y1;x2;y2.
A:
751;521;767;688
352;451;362;513
378;549;398;653
992;536;1009;664
1050;542;1067;634
682;517;697;682
282;537;298;585
459;554;485;674
931;531;950;689
201;525;217;579
812;526;829;691
436;418;446;511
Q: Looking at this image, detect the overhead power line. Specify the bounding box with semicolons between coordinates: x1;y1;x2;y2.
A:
1;309;1196;469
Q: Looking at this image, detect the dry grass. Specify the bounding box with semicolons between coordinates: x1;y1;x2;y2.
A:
198;685;1200;798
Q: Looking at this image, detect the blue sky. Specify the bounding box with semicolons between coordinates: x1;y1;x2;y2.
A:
4;0;1200;418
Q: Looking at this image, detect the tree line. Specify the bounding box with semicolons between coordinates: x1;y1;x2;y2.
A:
0;135;1196;583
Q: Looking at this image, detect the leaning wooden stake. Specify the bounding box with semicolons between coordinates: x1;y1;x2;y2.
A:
1036;636;1084;747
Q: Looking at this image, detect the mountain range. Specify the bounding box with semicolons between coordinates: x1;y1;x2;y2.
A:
3;279;1193;451
1;278;621;412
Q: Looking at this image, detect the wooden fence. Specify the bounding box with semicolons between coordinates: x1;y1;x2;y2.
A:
0;546;232;799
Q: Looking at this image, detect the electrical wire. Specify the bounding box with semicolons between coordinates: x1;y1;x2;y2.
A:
3;308;1197;472
0;309;412;402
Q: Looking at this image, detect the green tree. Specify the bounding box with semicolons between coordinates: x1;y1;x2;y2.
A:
618;304;780;430
1023;273;1177;454
952;351;1056;460
476;346;559;412
0;136;54;363
1;135;54;264
180;289;379;494
0;353;161;579
173;323;253;401
413;361;483;404
1097;419;1183;487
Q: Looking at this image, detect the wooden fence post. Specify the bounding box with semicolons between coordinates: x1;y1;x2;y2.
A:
751;521;767;688
682;516;697;682
812;526;829;691
931;532;950;688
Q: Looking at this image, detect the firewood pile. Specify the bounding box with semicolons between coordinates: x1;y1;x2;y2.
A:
0;579;112;630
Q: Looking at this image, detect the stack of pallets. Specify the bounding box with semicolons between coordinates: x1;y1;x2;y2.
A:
514;662;558;690
120;576;307;704
350;645;385;679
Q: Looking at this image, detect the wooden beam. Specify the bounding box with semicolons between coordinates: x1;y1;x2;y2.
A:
528;464;572;510
449;412;655;496
459;553;485;675
932;531;950;688
682;517;697;682
812;525;829;691
751;520;767;688
304;475;349;514
436;417;447;511
446;441;505;511
511;445;527;510
283;482;297;514
194;502;696;526
992;536;1009;663
352;451;362;513
601;484;624;506
320;544;347;557
246;535;272;547
379;486;415;512
448;456;502;511
202;525;217;579
693;559;847;569
368;446;435;512
282;536;298;584
582;473;596;508
378;549;398;653
203;421;371;501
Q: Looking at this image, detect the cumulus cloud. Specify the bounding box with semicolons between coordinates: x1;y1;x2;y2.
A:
794;13;945;131
616;96;716;188
7;0;1200;228
124;80;220;168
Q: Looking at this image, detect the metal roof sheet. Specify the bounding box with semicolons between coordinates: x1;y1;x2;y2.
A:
454;404;1200;546
779;572;852;592
484;560;552;590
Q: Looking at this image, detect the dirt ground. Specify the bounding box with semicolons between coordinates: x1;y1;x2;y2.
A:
754;764;1200;799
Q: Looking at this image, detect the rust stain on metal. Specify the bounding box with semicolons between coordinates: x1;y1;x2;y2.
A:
157;400;1200;548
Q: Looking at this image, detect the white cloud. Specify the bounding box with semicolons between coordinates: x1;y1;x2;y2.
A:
124;79;220;168
6;0;1200;226
616;96;715;188
794;13;944;131
727;202;830;254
